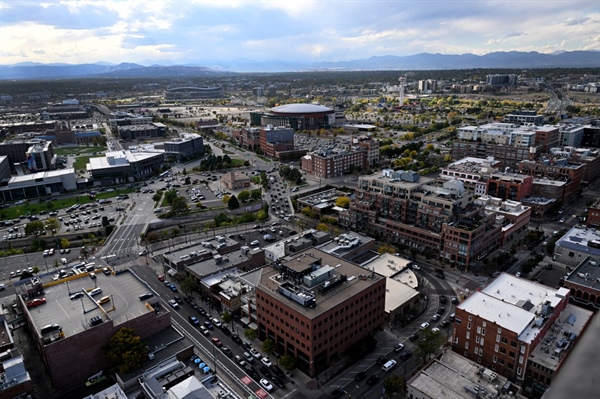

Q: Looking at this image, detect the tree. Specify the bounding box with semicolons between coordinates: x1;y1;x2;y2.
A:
105;327;148;374
415;328;446;364
250;189;262;201
45;217;61;234
25;221;44;236
384;374;405;396
279;354;297;371
59;238;70;249
262;338;276;356
238;190;251;203
184;176;191;185
222;194;231;205
228;195;240;210
180;277;199;297
222;311;234;331
170;196;189;215
244;329;257;341
102;216;110;227
164;189;178;205
334;196;351;209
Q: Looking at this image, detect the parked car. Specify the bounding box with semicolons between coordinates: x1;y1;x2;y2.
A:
400;350;413;360
211;337;222;347
188;316;200;327
26;298;46;308
394;343;405;352
168;299;179;309
261;357;272;367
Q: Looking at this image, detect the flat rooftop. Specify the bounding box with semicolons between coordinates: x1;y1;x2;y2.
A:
565;256;600;288
556;226;600;256
408;350;525;399
528;303;593;371
28;270;157;339
9;168;75;183
459;273;569;342
317;232;374;258
258;249;385;319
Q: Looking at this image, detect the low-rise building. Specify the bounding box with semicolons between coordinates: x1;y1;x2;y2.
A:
259;125;295;159
0;168;77;202
408;350;525;399
87;150;163;184
117;123;166;140
221;171;251;190
163;133;204;162
553;226;600;267
486;172;534;201
561;256;600;309
475;195;532;246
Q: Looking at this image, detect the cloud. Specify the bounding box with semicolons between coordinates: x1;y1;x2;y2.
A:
0;0;598;64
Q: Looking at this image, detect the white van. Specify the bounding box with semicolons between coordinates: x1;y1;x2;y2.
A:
382;359;397;372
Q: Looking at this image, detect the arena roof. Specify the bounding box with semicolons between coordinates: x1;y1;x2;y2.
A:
270;104;333;114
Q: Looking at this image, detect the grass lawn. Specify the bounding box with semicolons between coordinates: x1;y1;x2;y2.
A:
230;158;246;167
0;188;138;221
73;156;91;171
54;146;106;156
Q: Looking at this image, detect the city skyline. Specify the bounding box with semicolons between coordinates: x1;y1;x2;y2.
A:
0;0;598;66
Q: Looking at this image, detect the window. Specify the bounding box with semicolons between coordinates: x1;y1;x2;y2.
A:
465;342;469;349
521;345;526;354
500;347;506;354
477;326;481;334
466;331;470;340
481;328;486;336
501;337;508;344
511;340;517;348
496;334;501;342
475;336;480;344
495;344;499;352
519;356;524;364
482;322;486;327
497;327;502;334
493;355;497;363
467;322;471;330
509;351;515;358
468;316;472;321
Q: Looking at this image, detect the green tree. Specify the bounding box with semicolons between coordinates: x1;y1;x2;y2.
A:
228;195;240;210
184;176;191;185
25;221;44;236
416;328;446;364
45;217;61;234
164;189;178;205
244;328;257;341
222;194;231;205
238;190;251;203
222;311;234;331
105;327;148;374
59;238;70;249
250;189;262;201
102;216;110;227
262;338;276;356
279;354;297;371
180;277;199;297
170;196;189;215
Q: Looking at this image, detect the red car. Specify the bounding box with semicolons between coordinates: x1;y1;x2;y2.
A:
211;337;222;347
26;298;47;308
158;275;165;282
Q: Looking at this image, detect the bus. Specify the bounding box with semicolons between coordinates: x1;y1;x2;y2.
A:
159;171;170;178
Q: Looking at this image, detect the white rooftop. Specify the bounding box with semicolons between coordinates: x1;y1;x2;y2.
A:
459;273;569;342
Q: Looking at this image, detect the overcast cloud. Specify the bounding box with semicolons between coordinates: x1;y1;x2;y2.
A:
0;0;598;65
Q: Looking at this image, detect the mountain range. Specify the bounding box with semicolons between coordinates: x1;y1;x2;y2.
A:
1;51;598;80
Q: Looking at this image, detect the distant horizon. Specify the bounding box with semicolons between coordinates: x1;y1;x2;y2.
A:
0;0;597;65
3;49;598;68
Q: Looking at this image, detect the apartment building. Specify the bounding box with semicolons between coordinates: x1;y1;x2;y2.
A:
533;125;560;153
502;112;544;126
301;148;367;178
117;123;166;140
486;172;534;201
475;196;532;246
587;201;600;228
561;256;600;310
518;159;584;205
341;170;503;270
452;274;586;391
440;157;501;194
352;136;380;167
452;141;535;171
255;249;386;377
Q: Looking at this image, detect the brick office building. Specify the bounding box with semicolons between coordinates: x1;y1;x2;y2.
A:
259;126;295;159
255;249;386;377
301;149;367;178
486;172;534;201
453;274;571;386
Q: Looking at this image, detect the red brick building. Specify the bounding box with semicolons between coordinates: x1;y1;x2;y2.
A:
486;172;534;201
587;202;600;228
519;159;584;205
533;126;560;153
259;126;294;159
453;274;570;385
255;249;386;377
301;149;367;178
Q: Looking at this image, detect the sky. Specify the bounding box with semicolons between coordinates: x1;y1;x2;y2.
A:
0;0;599;65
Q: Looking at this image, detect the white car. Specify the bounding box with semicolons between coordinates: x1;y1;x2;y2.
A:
261;357;272;367
211;318;222;328
431;327;441;334
60;258;68;265
412;264;421;270
249;348;261;359
250;240;260;246
259;378;273;392
168;299;179;309
420;322;430;330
